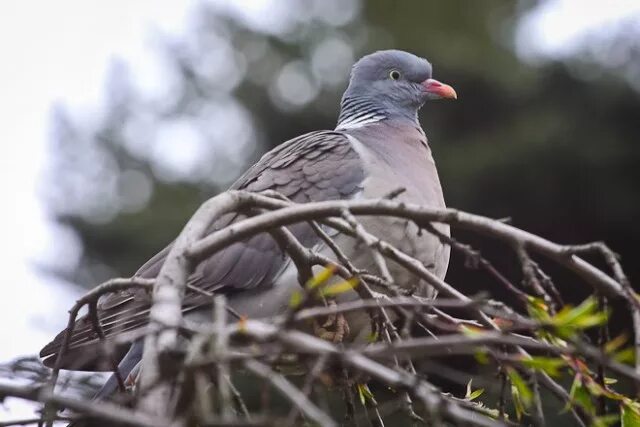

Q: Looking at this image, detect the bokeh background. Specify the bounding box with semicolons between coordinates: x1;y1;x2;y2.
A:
2;0;640;422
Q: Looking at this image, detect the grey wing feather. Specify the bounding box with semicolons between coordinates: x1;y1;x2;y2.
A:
185;131;365;294
40;130;365;369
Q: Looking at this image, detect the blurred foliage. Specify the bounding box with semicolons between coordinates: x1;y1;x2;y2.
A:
44;1;640;423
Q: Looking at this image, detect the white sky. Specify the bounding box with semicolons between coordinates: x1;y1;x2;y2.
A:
517;0;640;59
0;0;638;421
0;0;194;419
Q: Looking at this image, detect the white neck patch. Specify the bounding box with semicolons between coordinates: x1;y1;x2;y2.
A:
335;113;385;131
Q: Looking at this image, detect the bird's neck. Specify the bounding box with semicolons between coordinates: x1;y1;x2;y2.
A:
336;95;419;131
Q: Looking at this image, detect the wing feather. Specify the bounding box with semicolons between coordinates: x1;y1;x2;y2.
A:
40;130;365;369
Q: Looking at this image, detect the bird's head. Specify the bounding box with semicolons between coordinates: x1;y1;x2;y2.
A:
339;50;456;127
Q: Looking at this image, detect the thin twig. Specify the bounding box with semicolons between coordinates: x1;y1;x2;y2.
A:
283;354;329;427
244;359;337;427
0;382;169;427
214;296;233;421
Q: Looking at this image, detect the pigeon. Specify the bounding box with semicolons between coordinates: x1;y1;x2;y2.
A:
40;49;456;397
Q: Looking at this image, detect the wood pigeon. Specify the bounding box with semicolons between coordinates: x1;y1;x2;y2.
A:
40;49;456;396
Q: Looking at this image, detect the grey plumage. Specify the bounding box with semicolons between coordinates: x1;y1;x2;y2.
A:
40;50;456;390
40;131;365;368
94;340;143;399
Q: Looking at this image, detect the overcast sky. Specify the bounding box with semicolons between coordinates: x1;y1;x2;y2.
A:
1;0;639;420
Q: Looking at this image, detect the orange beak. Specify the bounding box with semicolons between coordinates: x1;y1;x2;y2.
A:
422;78;457;99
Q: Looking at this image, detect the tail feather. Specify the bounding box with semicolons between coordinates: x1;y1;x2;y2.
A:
65;341;144;427
94;340;144;400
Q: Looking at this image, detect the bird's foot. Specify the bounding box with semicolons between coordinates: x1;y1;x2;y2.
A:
313;300;350;343
124;362;141;392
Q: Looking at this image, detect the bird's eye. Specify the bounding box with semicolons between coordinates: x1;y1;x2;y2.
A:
389;70;401;81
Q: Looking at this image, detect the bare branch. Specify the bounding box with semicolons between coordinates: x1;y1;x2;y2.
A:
138;191;243;418
24;191;636;427
0;382;169;427
244;359;337;427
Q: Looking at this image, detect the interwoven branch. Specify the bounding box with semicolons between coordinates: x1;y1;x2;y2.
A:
4;190;637;427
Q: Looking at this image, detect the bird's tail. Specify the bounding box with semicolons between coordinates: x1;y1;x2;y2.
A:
94;339;144;400
66;341;143;427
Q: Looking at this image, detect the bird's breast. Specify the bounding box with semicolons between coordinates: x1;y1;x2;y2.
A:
338;123;451;292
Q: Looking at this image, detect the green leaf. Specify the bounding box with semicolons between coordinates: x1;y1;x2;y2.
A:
306;264;337;290
474;350;489;365
622;401;640;427
507;368;532;407
553;297;608;330
570;311;609;329
507;367;532;420
604;333;628;354
465;380;485;401
567;375;595;415
553;297;598;324
468;389;484;401
460;325;486;337
289;290;302;308
535;329;568;347
357;383;376;406
582;375;626;402
614;348;636;365
511;385;526;421
318;277;359;297
592;414;620;427
519;356;566;377
526;295;551;322
547;297;609;339
366;331;379;343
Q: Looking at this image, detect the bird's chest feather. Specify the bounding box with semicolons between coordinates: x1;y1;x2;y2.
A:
340;122;450;289
346;123;445;208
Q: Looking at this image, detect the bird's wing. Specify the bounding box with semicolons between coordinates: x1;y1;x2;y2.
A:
40;130;365;369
